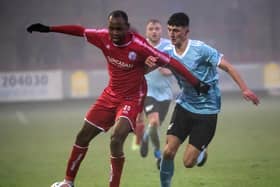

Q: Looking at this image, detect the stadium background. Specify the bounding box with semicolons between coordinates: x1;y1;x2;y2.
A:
1;0;280;101
0;1;280;186
1;0;280;68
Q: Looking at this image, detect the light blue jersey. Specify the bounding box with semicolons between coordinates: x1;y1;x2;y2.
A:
145;38;174;101
163;39;223;114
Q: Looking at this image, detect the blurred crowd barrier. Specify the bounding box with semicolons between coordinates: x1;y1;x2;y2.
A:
1;62;279;102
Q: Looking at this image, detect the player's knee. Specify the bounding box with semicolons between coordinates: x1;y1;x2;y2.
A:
75;123;101;146
110;134;124;148
149;118;159;127
183;157;196;168
110;134;125;157
149;125;158;136
76;130;91;147
163;147;176;159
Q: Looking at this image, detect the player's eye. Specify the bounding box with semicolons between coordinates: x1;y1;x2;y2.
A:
109;26;123;32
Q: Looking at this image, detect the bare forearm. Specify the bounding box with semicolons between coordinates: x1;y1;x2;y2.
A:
219;59;248;91
219;58;260;105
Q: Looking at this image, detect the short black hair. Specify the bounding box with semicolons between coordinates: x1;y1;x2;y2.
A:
167;12;189;27
108;10;129;24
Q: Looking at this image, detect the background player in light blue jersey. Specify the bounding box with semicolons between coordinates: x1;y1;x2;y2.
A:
145;12;260;187
132;19;174;169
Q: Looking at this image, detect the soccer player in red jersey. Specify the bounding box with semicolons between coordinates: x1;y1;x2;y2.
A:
27;10;209;187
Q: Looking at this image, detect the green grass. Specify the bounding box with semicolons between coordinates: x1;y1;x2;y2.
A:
0;94;279;187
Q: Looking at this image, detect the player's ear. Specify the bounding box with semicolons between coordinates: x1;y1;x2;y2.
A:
186;26;189;33
127;22;130;28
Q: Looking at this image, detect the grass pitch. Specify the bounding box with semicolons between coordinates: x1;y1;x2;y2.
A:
0;93;279;187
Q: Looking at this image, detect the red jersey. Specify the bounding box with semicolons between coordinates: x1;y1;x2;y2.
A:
84;29;168;99
50;25;201;99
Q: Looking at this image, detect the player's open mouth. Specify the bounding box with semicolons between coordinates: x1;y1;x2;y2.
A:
112;37;120;41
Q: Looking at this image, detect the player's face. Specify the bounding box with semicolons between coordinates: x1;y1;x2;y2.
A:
108;16;129;45
146;22;162;44
108;17;129;45
167;25;188;47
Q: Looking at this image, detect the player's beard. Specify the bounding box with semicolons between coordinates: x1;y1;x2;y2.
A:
112;36;124;45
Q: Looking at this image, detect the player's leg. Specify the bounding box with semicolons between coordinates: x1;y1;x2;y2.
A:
154;100;171;169
109;99;143;187
136;112;145;146
140;111;159;157
182;144;201;168
51;93;116;187
140;97;160;157
160;104;189;187
131;111;145;150
51;121;102;187
139;97;152;156
109;117;132;187
148;112;160;151
184;113;217;168
66;122;102;181
160;135;181;187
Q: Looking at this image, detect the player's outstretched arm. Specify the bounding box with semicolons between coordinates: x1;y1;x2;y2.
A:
27;23;85;37
167;57;210;94
218;57;260;105
144;54;209;95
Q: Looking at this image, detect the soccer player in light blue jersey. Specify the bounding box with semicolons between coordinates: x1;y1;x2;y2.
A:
132;19;174;169
145;12;260;187
141;19;174;170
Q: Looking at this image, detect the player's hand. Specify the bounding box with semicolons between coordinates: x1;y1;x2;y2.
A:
145;56;159;68
194;81;210;95
242;89;260;105
27;23;50;33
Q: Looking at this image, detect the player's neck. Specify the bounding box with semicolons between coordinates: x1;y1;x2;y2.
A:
114;33;133;46
147;38;160;47
175;39;188;55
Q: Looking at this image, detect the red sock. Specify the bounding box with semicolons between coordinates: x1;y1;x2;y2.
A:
109;156;125;187
135;122;144;145
65;145;88;181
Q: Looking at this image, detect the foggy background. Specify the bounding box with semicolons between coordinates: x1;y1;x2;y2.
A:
1;0;279;71
1;2;279;186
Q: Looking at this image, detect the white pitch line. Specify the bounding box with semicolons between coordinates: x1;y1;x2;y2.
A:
16;111;29;125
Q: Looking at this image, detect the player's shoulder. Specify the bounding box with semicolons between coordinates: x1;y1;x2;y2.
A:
189;39;206;47
155;38;170;51
132;32;155;52
189;39;221;60
189;39;215;52
163;44;173;50
160;38;171;45
132;32;147;44
161;42;173;54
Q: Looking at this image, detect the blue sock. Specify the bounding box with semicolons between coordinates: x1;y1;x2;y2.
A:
160;159;174;187
154;149;161;159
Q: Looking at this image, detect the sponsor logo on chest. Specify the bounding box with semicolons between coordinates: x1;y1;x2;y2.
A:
107;51;137;69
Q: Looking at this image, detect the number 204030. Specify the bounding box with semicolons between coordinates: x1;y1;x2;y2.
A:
0;73;48;88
